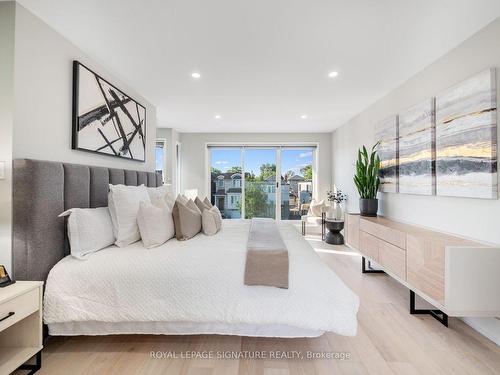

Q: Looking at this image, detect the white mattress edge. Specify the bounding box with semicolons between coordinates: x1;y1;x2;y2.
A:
48;321;325;338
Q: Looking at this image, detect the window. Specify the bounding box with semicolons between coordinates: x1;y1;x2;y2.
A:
155;140;166;182
209;145;316;220
210;148;242;219
280;148;314;220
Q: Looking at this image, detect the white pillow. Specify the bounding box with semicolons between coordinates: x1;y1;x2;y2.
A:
59;207;115;259
202;206;222;235
309;199;326;217
137;201;175;248
147;185;175;208
108;184;151;247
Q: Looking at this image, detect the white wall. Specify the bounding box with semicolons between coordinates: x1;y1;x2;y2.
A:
331;17;500;343
0;2;15;273
1;3;157;273
12;3;157;171
179;132;331;200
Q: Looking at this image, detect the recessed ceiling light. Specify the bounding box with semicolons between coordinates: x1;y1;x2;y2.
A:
301;115;308;119
214;114;221;119
191;72;201;79
328;71;339;78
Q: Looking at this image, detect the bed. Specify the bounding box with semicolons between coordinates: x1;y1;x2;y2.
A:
12;159;359;338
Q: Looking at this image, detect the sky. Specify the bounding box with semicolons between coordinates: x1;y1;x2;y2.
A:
155;146;164;171
210;148;313;177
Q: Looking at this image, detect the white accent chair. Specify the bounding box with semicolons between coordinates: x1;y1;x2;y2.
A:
301;202;327;239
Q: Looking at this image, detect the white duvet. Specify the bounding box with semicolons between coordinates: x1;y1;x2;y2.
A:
44;220;359;337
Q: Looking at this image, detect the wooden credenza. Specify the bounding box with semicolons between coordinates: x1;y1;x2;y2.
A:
346;214;500;321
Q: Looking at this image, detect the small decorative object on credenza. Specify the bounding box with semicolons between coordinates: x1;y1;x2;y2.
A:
354;143;381;217
0;265;15;287
326;186;346;221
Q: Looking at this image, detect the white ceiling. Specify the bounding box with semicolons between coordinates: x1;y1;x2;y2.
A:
17;0;500;132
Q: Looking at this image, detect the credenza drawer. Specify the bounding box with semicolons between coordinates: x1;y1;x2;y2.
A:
360;218;406;249
406;234;445;303
346;214;360;249
0;288;39;332
379;240;406;281
359;231;379;262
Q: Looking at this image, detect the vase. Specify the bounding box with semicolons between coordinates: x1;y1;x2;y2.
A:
359;198;378;217
331;202;343;221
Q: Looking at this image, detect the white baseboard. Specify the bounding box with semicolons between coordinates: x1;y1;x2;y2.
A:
462;317;500;346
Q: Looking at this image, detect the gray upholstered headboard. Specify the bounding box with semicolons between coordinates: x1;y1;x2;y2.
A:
12;159;162;282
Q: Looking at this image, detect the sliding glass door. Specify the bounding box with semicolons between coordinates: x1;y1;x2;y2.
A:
210;148;242;219
244;148;277;219
280;148;314;220
209;145;315;220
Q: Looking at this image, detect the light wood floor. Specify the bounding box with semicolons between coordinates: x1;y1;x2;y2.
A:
18;234;500;375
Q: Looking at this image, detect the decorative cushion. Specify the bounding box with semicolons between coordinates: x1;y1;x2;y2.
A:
108;184;151;247
172;198;202;240
137;201;175;248
309;199;326;217
59;207;115;259
176;194;189;206
186;198;202;214
195;196;212;212
203;197;213;208
147;185;175;208
201;207;221;235
213;206;223;228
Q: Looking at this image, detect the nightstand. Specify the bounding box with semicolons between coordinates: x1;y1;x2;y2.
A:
0;281;43;374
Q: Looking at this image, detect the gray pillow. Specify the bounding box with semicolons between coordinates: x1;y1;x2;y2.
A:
203;197;213;208
172;199;202;240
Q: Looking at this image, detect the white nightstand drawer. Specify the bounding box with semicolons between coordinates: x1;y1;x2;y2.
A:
0;288;39;332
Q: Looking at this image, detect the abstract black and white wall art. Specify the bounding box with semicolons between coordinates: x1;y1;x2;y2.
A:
435;68;497;199
375;115;399;193
398;99;435;195
72;61;146;161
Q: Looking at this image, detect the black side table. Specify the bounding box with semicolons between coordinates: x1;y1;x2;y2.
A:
325;219;344;245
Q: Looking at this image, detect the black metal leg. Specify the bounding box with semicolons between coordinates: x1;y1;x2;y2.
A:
410;290;448;327
18;350;42;374
361;257;384;274
301;221;305;236
321;212;325;240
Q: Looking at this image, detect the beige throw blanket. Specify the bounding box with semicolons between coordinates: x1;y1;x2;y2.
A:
244;218;289;289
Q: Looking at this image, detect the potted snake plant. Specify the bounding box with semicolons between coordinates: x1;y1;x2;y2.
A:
353;143;381;217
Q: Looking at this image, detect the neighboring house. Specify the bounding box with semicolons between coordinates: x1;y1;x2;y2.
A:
211;172;311;219
298;181;312;204
211;172;242;218
288;175;304;197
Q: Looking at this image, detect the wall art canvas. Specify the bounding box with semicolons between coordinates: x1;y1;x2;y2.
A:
398;99;435;195
435;68;497;199
72;61;146;161
375;115;399;193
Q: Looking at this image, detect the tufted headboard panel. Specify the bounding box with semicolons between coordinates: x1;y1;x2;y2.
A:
12;159;162;282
